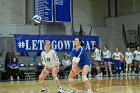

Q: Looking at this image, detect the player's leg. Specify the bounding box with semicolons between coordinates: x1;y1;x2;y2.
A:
82;65;93;93
52;66;64;93
134;61;138;74
126;63;128;75
108;61;113;76
114;60;118;76
104;61;109;76
132;61;135;75
68;64;82;87
128;63;132;75
39;67;50;92
118;60;122;76
95;61;101;76
138;61;140;75
39;67;50;81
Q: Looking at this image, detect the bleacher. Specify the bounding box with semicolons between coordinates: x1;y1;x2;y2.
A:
0;51;128;80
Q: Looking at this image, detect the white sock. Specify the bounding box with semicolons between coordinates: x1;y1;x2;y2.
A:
126;68;128;73
129;68;131;72
88;89;92;91
134;68;136;71
58;86;62;89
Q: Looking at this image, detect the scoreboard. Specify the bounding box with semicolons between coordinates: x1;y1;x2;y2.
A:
35;0;53;22
35;0;72;22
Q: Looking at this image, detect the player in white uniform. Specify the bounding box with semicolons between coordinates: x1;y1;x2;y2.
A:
125;48;133;76
39;40;64;93
133;46;140;75
112;48;124;76
92;45;102;77
102;46;113;77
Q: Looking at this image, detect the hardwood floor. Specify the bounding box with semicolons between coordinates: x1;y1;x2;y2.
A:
0;76;140;93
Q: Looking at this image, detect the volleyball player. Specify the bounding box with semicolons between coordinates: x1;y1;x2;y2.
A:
92;44;102;77
124;47;133;76
102;46;113;77
112;48;124;76
68;38;93;93
39;40;64;93
133;46;140;75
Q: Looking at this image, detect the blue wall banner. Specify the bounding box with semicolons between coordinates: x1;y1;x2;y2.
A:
55;0;72;22
35;0;53;22
14;35;99;52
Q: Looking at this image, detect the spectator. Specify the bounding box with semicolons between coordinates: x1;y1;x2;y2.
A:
62;54;72;71
8;57;20;80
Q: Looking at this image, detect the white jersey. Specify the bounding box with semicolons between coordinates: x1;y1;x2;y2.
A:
41;49;59;67
112;52;123;60
92;48;101;61
103;50;111;58
133;50;140;61
125;52;133;63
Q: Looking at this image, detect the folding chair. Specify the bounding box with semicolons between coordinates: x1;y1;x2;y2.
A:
28;63;37;80
36;63;43;79
0;64;4;71
19;63;30;79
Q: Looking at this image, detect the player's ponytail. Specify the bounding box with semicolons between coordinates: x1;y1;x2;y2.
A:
78;38;84;46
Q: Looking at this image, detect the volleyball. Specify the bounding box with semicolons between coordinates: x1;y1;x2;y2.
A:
32;15;42;24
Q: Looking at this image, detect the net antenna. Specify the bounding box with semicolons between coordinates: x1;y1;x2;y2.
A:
71;24;92;36
122;24;140;48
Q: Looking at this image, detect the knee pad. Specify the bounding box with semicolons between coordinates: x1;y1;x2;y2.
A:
119;67;121;69
54;77;59;81
116;67;118;70
68;77;74;82
82;76;88;82
109;67;112;70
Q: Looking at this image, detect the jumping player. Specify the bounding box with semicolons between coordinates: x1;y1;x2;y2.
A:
39;40;64;93
68;38;93;93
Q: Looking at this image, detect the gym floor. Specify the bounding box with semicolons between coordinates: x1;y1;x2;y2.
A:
0;76;140;93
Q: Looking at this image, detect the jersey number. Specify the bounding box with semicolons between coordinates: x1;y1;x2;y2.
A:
47;58;50;61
